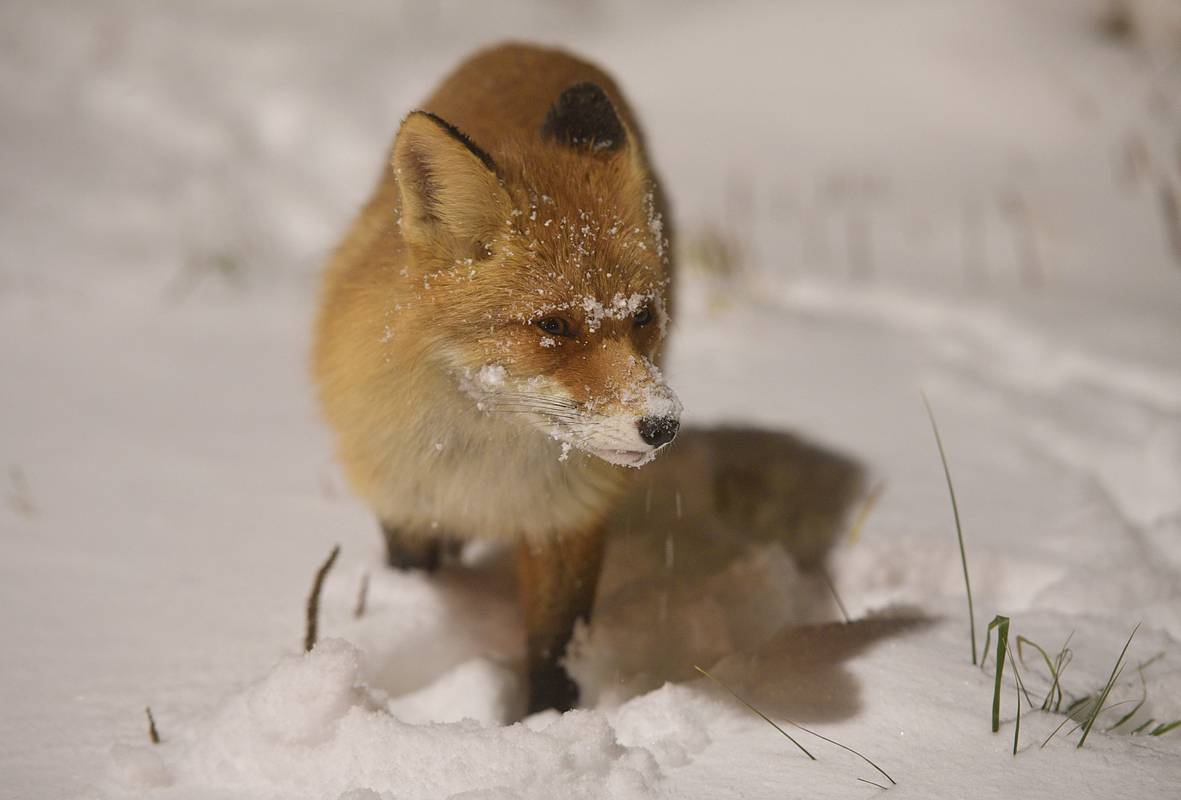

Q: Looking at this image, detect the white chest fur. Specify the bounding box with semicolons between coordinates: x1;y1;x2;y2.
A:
369;378;624;542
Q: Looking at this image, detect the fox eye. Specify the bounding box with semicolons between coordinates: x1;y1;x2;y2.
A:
535;316;573;338
633;305;653;327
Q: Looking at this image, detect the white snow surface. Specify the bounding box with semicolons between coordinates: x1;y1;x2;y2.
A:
3;1;1181;798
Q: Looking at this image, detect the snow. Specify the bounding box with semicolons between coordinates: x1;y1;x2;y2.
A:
458;363;508;404
633;359;682;420
475;364;507;390
3;1;1181;799
579;292;653;332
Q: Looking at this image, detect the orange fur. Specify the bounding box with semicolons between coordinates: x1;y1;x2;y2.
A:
312;42;676;712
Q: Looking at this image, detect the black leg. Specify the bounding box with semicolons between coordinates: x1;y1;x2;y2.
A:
381;522;442;572
516;528;607;714
527;659;580;714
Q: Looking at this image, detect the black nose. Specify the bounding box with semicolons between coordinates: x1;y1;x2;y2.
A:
637;416;679;448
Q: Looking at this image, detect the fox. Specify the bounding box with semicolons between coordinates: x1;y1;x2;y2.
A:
312;43;680;713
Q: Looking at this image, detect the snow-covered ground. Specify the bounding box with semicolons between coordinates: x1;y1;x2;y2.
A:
3;1;1181;798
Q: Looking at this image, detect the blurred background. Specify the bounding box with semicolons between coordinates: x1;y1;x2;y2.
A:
3;0;1181;796
4;0;1181;302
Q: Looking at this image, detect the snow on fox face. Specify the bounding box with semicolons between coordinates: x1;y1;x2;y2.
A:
465;355;681;468
392;109;679;467
441;177;678;466
456;284;681;467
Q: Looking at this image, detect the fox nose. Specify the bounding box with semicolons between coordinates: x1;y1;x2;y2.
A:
637;416;679;448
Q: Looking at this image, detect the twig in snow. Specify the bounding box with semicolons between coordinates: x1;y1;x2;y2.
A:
305;545;341;652
353;571;370;619
146;706;160;745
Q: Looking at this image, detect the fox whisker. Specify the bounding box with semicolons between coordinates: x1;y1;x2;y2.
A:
496;392;581;410
490;405;583;420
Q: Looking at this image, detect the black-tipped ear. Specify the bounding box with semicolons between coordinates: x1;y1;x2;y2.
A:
392;111;509;254
416;111;498;174
541;82;626;153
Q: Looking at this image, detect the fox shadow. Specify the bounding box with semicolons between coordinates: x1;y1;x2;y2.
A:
351;425;929;724
569;426;932;722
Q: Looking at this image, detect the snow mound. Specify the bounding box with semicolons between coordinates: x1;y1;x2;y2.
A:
117;640;665;800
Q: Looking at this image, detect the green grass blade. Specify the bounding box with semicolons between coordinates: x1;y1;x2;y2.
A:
1016;634;1065;710
987;615;1010;732
1047;632;1075;712
1049;638;1074;712
1131;718;1155;735
1041;712;1075;749
1077;623;1139;749
1041;696;1135;749
819;567;852;624
1068;696;1139;740
694;665;814;760
1013;683;1021;755
694;665;896;785
922;393;977;666
1006;644;1035;709
1015;635;1052;674
1139;651;1166;671
1151;720;1181;736
1064;694;1093;717
846;481;885;547
1106;664;1148;732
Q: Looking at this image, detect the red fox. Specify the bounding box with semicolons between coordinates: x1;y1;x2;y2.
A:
313;43;679;713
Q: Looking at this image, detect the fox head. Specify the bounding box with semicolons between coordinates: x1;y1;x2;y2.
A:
391;83;679;467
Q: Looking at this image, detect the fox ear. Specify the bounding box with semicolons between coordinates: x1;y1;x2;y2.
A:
392;112;508;255
541;83;627;153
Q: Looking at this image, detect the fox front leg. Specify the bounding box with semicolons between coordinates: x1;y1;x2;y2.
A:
515;527;607;714
380;521;442;571
380;521;464;572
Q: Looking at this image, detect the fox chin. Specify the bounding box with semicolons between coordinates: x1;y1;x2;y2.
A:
313;42;679;715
